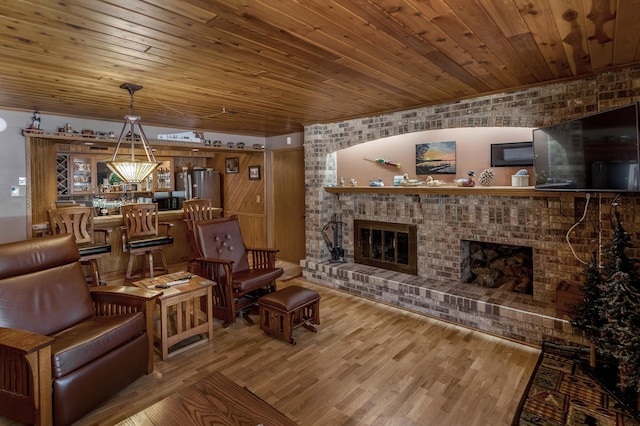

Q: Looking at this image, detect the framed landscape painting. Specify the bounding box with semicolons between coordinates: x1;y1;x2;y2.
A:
415;141;456;174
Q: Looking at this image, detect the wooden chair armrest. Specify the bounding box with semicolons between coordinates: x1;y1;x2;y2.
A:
120;225;128;252
89;286;161;374
245;248;279;269
245;246;280;254
0;327;54;354
90;285;162;309
0;328;54;425
196;256;234;266
94;228;112;244
159;222;174;237
196;258;233;287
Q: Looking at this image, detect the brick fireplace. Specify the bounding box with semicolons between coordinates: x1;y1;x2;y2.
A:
301;65;640;347
302;188;582;345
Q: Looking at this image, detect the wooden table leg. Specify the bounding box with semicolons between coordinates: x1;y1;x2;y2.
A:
206;286;214;340
160;300;169;360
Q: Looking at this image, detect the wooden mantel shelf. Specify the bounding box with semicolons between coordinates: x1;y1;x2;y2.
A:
324;185;577;198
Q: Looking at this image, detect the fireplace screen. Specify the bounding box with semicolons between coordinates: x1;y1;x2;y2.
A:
354;220;417;275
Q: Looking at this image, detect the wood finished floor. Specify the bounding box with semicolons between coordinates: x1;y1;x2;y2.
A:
1;262;540;425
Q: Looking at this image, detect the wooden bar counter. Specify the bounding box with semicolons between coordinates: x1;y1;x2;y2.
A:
93;208;222;282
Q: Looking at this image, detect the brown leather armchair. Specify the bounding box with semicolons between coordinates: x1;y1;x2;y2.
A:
194;217;284;327
0;234;161;425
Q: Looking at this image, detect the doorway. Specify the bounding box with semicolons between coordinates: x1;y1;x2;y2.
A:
272;148;305;262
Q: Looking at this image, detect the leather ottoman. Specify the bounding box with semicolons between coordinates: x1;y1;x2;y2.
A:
258;286;320;344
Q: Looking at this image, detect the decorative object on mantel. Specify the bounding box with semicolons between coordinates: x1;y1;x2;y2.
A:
364;157;401;168
322;213;346;263
478;168;495;186
400;173;421;186
29;111;41;130
454;170;475;187
339;177;345;187
349;178;357;187
512;168;530;187
424;176;446;186
369;178;384;186
106;83;160;183
23;111;43;134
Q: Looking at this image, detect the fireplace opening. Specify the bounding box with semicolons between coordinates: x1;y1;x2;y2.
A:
461;240;533;295
354;220;417;275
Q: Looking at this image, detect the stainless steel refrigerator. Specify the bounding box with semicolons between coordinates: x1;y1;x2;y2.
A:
176;168;221;207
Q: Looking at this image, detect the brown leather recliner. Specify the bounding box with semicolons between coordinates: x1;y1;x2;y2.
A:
0;234;161;425
194;217;284;327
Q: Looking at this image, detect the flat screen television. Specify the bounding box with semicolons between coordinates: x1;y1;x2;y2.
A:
533;103;640;192
491;141;534;167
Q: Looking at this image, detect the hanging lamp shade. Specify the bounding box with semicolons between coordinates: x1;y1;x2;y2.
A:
106;83;160;183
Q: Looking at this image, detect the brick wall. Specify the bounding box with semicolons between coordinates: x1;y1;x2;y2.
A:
302;66;640;345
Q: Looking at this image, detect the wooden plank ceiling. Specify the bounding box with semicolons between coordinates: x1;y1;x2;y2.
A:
0;0;636;137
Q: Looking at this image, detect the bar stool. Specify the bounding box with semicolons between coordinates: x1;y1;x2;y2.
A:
183;199;214;273
48;206;112;286
121;203;174;281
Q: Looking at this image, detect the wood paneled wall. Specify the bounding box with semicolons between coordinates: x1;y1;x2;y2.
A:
208;151;266;247
272;148;305;261
28;137;58;229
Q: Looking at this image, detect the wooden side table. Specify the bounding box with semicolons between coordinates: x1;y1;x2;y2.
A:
133;272;216;360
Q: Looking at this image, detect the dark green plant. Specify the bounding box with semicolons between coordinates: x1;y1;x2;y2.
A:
109;172;122;185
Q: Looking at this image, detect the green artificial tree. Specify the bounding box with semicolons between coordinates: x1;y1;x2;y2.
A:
599;269;640;391
571;252;605;367
572;209;640;398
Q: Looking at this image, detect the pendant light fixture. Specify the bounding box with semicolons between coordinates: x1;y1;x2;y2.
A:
106;83;160;183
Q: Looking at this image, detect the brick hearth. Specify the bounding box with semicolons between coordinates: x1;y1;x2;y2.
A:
303;189;596;346
302;259;572;346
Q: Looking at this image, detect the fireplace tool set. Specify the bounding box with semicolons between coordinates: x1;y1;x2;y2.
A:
322;214;347;263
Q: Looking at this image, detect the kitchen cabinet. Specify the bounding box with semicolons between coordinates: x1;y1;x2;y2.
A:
69;156;95;194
